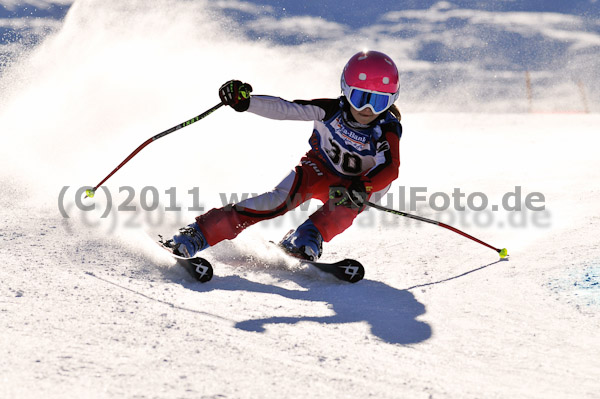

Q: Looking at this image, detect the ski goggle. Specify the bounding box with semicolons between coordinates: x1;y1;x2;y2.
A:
347;87;395;114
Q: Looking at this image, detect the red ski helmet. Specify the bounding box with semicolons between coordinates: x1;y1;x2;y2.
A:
341;50;400;113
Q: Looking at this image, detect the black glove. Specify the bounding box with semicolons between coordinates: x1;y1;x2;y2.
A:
219;80;253;112
329;180;369;210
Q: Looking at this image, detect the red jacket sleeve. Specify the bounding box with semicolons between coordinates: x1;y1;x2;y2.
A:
364;130;401;193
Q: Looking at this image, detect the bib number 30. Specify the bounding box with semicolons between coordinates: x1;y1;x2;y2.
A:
326;138;362;174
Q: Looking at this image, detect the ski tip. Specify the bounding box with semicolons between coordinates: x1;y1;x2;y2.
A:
314;258;365;283
338;262;365;283
155;234;214;282
337;258;364;267
187;257;213;283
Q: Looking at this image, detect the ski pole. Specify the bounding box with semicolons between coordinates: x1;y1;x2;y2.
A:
85;102;224;198
365;201;508;258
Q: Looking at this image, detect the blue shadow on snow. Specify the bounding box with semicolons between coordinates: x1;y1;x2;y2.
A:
192;275;432;345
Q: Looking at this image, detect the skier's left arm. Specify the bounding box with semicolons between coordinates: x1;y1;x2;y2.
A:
331;124;401;209
363;123;402;193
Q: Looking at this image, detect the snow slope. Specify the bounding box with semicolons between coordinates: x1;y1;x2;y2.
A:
1;1;599;398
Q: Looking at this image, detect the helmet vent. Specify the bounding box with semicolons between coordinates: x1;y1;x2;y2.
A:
382;77;390;84
358;73;367;81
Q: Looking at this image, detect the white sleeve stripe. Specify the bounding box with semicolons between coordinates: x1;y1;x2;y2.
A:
247;95;326;121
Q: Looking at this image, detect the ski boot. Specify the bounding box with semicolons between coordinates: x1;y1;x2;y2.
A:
166;222;210;258
280;219;323;261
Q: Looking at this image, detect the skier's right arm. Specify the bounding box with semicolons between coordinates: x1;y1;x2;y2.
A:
247;96;327;121
219;80;253;112
219;80;332;121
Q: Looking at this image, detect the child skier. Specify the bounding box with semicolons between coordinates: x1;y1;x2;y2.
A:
167;50;403;261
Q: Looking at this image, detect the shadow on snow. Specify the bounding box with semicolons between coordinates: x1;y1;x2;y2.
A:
185;273;432;346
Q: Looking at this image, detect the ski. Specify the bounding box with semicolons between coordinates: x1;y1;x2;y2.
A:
271;241;365;283
175;256;213;283
156;236;213;283
150;233;362;283
301;257;365;283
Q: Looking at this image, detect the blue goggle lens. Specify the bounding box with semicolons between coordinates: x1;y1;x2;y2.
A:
349;88;392;113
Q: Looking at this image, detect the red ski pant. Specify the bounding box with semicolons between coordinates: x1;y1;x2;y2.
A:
195;156;372;246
